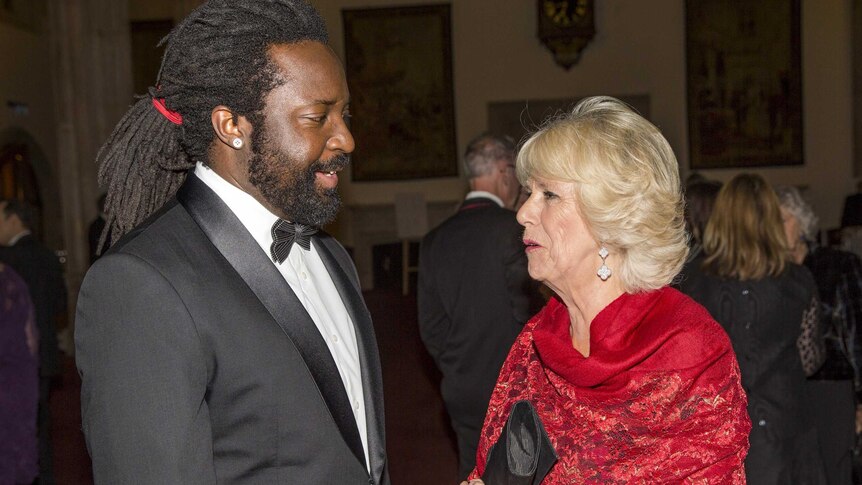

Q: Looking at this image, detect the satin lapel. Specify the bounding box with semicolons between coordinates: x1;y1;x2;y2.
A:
175;176;367;469
314;236;387;482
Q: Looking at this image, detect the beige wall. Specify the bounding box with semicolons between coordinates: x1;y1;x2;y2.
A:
315;0;856;237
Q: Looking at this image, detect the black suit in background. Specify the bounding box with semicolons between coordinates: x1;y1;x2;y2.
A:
0;234;66;485
418;197;542;478
75;176;388;484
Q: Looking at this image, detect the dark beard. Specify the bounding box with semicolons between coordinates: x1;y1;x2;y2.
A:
247;133;350;227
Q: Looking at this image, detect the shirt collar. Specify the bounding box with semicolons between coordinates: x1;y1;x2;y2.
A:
465;190;504;208
7;230;30;246
193;162;279;251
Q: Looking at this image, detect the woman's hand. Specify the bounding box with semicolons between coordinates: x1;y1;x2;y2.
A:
459;481;484;485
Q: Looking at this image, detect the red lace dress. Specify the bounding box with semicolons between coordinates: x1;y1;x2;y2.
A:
469;287;750;484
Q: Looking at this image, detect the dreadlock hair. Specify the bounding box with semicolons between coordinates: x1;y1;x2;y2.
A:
96;0;328;249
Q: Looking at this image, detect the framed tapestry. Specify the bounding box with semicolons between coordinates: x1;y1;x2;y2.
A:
343;4;457;181
686;0;803;169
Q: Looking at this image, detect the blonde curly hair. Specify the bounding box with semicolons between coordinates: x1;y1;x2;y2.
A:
516;96;688;292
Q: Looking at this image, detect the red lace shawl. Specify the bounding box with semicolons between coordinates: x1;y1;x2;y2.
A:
470;287;750;484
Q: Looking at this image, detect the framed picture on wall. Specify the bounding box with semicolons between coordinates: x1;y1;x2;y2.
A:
342;4;457;181
685;0;803;169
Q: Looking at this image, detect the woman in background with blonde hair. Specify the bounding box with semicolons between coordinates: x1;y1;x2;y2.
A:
680;173;826;484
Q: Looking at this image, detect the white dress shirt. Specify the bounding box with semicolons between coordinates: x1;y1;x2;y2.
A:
194;162;369;470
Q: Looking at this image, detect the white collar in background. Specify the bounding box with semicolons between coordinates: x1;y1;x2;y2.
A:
465;190;504;208
7;230;30;246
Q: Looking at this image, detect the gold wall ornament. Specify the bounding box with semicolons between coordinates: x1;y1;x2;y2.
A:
537;0;596;70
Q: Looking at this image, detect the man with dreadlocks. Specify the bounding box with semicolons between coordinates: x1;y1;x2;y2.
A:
74;1;388;483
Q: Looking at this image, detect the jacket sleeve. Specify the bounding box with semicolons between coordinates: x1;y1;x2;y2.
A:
75;253;216;484
417;239;450;366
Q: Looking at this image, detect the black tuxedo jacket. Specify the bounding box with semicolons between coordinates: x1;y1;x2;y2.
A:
0;234;66;377
75;176;388;484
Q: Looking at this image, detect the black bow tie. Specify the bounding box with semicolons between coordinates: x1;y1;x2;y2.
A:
270;219;318;263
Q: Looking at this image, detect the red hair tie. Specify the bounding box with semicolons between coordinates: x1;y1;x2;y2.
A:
151;97;183;125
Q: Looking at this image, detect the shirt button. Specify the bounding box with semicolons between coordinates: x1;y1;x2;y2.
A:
301;272;308;280
742;289;750;296
758;419;767;426
332;334;339;343
353;399;360;410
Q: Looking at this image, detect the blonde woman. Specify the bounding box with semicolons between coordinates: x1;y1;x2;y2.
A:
680;174;826;484
464;97;749;484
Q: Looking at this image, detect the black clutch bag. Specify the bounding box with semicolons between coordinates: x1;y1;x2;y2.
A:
481;400;558;485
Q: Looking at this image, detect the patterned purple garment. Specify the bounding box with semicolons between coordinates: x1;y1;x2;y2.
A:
0;263;39;484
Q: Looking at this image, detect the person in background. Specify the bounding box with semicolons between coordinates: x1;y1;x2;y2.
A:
0;199;66;485
777;184;862;485
0;263;39;485
683;178;723;260
418;133;543;479
680;174;827;484
464;97;749;484
675;178;723;291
